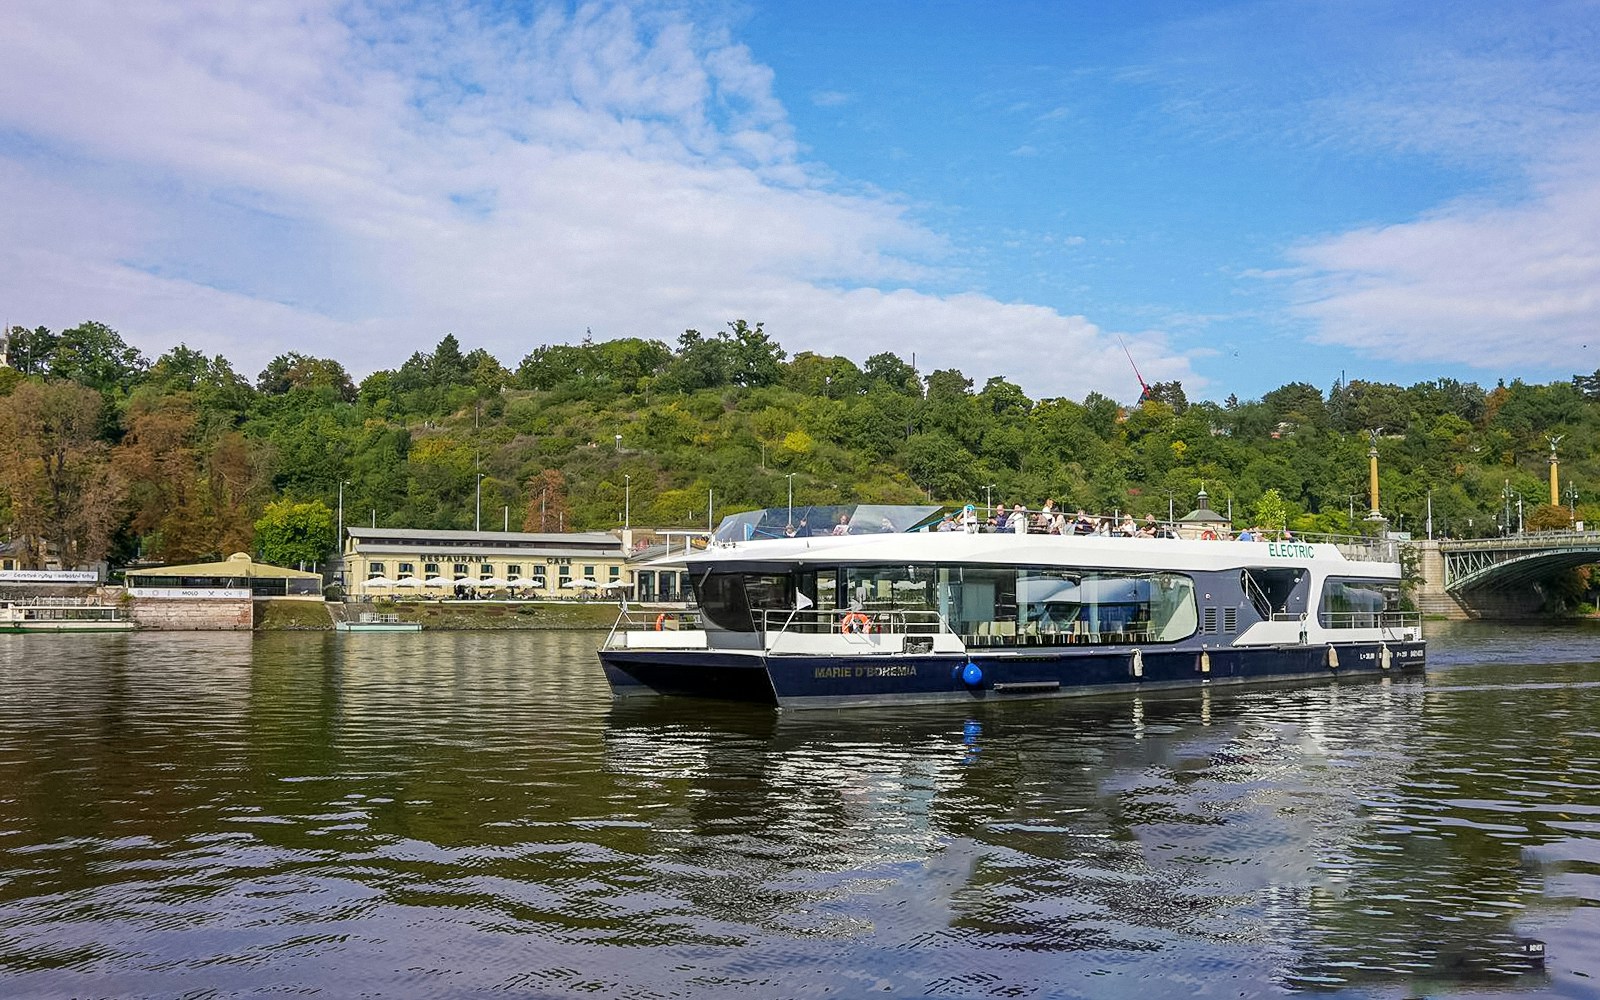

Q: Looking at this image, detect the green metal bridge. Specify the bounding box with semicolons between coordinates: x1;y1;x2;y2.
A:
1440;532;1600;592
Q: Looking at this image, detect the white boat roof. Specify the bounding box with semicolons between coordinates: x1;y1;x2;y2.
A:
676;532;1400;577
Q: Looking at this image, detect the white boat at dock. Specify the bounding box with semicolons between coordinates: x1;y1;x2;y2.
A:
334;611;423;632
0;598;136;633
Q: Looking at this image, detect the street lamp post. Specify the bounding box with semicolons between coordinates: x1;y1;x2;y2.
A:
475;473;485;532
336;480;349;589
984;484;995;518
786;473;795;527
624;474;631;532
614;433;622;453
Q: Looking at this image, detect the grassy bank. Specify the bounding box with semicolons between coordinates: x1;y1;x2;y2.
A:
409;600;620;629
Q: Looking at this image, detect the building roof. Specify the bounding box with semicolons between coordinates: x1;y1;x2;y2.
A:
1176;488;1230;525
125;552;321;580
345;527;622;555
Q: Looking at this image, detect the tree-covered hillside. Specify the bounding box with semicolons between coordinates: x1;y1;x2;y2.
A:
2;319;1597;569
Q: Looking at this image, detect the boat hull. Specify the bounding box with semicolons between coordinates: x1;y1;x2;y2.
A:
600;649;779;702
0;621;136;633
599;640;1426;709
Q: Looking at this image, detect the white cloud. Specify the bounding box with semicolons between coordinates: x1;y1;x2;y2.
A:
1271;5;1600;374
1289;152;1600;370
0;0;1194;400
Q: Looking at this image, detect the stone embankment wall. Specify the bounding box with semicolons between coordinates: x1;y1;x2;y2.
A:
130;598;253;630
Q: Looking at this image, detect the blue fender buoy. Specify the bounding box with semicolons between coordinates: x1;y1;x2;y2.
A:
961;661;983;686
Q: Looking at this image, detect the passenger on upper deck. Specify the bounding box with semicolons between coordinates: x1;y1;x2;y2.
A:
961;504;980;533
990;503;1007;531
831;514;851;535
1033;500;1056;531
1011;505;1029;534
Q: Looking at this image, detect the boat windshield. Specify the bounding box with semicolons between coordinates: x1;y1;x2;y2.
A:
713;504;943;543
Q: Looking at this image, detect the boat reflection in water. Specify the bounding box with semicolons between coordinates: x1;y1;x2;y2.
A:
602;674;1550;993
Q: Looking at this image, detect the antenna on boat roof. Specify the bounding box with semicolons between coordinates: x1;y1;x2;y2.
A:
1118;335;1152;403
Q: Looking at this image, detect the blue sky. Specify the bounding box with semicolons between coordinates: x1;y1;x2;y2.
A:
3;1;1598;403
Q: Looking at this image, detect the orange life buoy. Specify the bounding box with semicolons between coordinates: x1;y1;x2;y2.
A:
655;613;668;630
840;612;873;634
1200;530;1218;540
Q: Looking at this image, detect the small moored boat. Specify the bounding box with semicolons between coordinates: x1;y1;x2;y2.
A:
334;611;422;632
0;599;136;633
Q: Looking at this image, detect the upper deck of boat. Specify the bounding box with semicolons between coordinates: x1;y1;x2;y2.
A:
688;502;1401;572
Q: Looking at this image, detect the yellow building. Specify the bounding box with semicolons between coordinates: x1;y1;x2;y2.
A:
339;527;659;599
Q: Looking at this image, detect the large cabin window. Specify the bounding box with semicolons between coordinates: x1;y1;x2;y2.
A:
695;572;796;632
1014;570;1196;643
938;567;1017;638
1318;578;1400;628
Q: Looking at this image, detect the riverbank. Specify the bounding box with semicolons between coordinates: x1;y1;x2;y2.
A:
254;599;628;631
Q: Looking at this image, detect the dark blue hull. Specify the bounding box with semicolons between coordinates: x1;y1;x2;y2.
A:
599;640;1426;709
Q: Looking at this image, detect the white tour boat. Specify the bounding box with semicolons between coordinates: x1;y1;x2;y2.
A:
0;598;136;633
599;504;1424;709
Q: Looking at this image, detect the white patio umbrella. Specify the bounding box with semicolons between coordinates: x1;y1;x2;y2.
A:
475;576;509;588
575;577;600;588
363;575;395;588
393;576;425;588
506;575;535;588
560;578;582;588
423;575;452;587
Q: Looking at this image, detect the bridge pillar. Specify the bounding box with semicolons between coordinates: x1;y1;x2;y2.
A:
1415;539;1564;619
1411;540;1472;619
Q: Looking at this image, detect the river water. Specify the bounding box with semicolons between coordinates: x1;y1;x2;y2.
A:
3;623;1600;998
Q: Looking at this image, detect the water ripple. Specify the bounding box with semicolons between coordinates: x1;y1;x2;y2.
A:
1;625;1599;995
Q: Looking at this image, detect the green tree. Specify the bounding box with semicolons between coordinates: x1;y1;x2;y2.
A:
257;352;357;401
4;325;60;375
863;352;919;394
254;499;335;567
51;321;149;393
1252;488;1291;533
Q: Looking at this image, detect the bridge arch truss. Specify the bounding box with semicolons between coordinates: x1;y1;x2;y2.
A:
1442;532;1600;592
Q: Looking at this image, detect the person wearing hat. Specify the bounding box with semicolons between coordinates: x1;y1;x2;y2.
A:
961;504;980;533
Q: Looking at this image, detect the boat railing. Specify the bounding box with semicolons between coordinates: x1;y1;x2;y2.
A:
754;608;953;637
605;608;705;640
1287;532;1401;562
358;612;404;624
1319;610;1423;632
16;604;125;621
